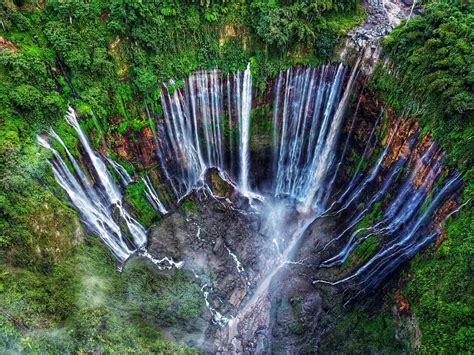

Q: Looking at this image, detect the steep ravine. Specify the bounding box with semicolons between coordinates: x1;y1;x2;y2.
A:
1;0;471;352
38;60;464;353
34;3;463;352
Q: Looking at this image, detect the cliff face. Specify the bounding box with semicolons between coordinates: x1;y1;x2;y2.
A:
2;0;470;352
31;55;464;352
348;87;461;232
40;11;461;344
111;71;462;352
110;125;158;169
107;68;462;267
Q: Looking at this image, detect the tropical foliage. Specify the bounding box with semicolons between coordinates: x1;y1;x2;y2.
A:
372;1;473;171
0;0;472;352
0;0;364;352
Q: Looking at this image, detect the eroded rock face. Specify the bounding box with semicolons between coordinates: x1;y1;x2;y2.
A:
146;172;273;350
110;125;158;168
91;63;463;353
137;83;463;353
145;171;332;353
340;0;420;72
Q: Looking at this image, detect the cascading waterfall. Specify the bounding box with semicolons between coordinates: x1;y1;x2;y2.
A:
154;62;359;213
156;64;254;199
271;64;351;213
301;58;360;213
40;63;463;308
106;156;133;186
142;175;168;215
37;62;465;353
334;109;384;207
314;130;463;290
315;172;462;290
239;63;252;195
38;107;146;261
38;108;180;268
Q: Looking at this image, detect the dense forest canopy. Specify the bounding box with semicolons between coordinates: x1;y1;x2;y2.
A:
373;1;473;170
0;0;360;127
0;0;472;353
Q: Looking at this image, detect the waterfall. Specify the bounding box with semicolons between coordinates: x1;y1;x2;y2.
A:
271;63;351;213
239;63;252;195
106;157;133;187
155;62;354;208
328;172;462;289
156;64;255;199
38;108;146;261
64;107;121;203
314;136;462;290
142;175;168;215
302;57;361;212
40;63;462;298
335;109;384;206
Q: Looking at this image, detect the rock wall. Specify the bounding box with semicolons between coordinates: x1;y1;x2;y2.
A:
104;62;463;354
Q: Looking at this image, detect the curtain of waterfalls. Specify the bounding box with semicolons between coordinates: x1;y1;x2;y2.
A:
38;108;148;261
40;64;463;294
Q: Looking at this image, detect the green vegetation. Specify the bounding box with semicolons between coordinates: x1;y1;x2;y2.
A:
368;1;474;352
0;238;202;353
181;199;196;213
354;201;382;231
208;170;232;196
320;307;412;353
404;208;473;353
337;202;382;271
0;0;472;352
0;119;80;272
125;180;161;227
0;0;365;265
340;236;379;271
0;1;365;351
288;296;306;336
250;0;363;56
370;1;473;172
250;103;273;150
321;2;473;352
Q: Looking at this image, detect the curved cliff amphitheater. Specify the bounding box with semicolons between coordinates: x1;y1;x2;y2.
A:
39;60;463;351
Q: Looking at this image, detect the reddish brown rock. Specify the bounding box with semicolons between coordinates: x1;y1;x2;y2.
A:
137;126;158;167
409;134;442;190
434;229;447;251
394;290;410;313
433;199;459;249
108;122;158;169
382;118;418;168
112;133;131;160
0;36;18;52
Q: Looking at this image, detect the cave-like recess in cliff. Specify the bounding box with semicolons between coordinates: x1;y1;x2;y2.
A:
39;62;463;351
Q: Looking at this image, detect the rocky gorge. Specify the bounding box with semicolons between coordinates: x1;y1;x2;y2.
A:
1;0;471;353
39;60;463;352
